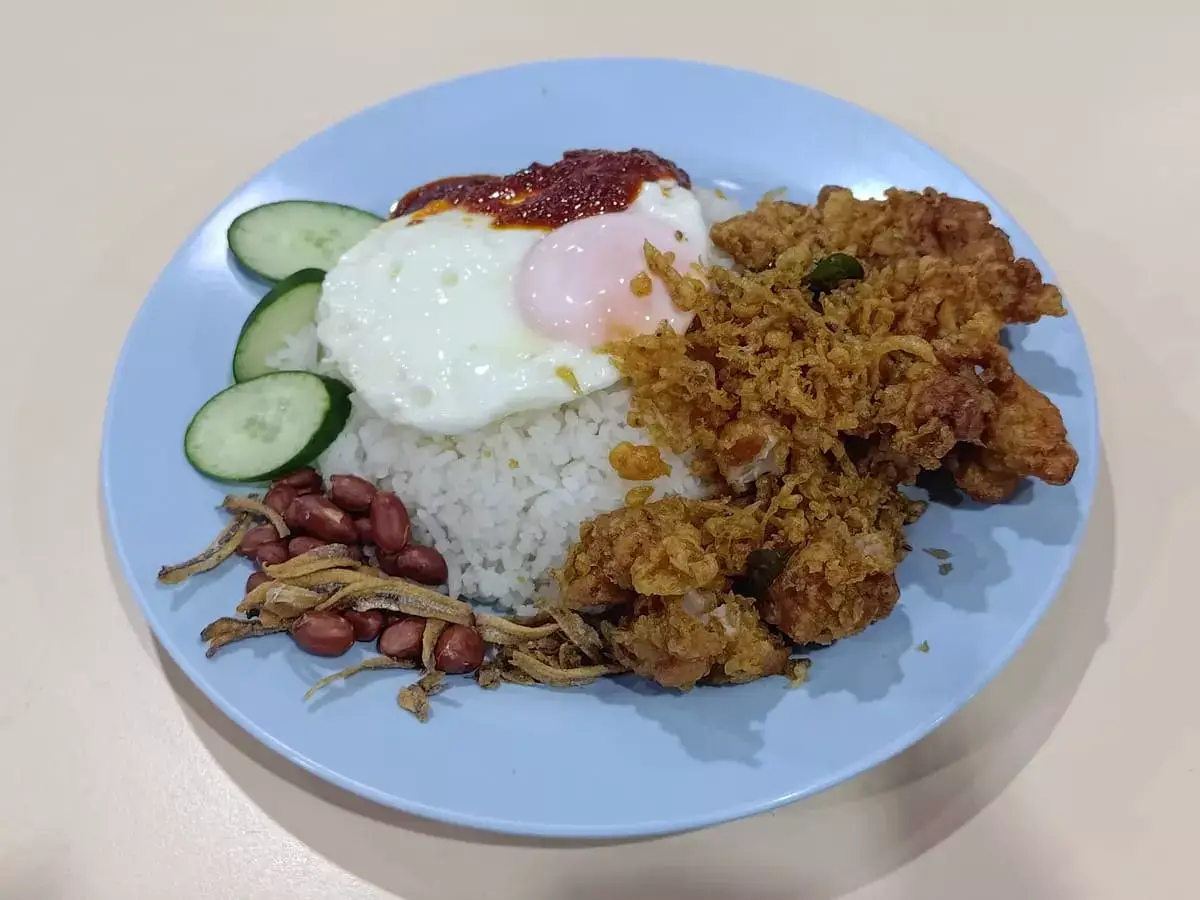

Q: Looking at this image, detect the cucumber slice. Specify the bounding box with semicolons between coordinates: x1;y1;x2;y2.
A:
233;268;325;382
227;200;382;282
184;372;351;482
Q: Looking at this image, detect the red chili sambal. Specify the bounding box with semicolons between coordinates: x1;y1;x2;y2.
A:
388;149;691;229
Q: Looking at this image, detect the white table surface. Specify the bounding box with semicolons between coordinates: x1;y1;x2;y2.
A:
2;1;1197;897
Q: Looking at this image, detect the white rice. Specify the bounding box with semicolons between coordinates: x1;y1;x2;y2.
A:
312;390;702;612
265;325;321;373
266;326;705;613
265;186;744;612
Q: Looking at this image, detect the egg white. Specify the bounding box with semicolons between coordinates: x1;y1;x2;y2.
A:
316;180;710;435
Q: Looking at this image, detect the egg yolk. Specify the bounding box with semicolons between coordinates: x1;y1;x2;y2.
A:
514;211;701;349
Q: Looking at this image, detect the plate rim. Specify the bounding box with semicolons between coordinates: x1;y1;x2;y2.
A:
101;56;1101;838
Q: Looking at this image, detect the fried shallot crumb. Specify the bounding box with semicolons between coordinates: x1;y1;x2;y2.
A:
624;485;654;507
629;271;652;297
609;442;671;480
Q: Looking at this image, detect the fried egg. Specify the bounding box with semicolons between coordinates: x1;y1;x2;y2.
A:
317;179;709;434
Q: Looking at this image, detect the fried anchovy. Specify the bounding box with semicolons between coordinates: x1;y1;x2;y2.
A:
157;515;251;585
287;567;374;589
200;616;285;657
304;656;417;701
507;651;624;687
515;610;556;627
557;642;585;670
264;545;362;579
257;584;325;628
475;613;561;646
236;579;275;617
222;494;289;538
318;578;474;625
499;668;537;686
236;567;377;615
545;607;604;661
421;619;448;671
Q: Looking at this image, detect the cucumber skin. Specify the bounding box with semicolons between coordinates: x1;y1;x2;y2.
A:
183;374;353;484
226;201;382;284
231;267;326;383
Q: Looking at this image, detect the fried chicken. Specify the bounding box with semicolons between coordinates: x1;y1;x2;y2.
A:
558;451;915;685
558;497;743;608
764;569;899;647
981;372;1078;487
613;187;1076;501
944;445;1021;503
752;452;913;646
551;184;1079;688
559;497;790;688
711;186;1066;334
605;592;789;690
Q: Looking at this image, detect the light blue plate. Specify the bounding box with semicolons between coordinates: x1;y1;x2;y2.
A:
103;58;1098;838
